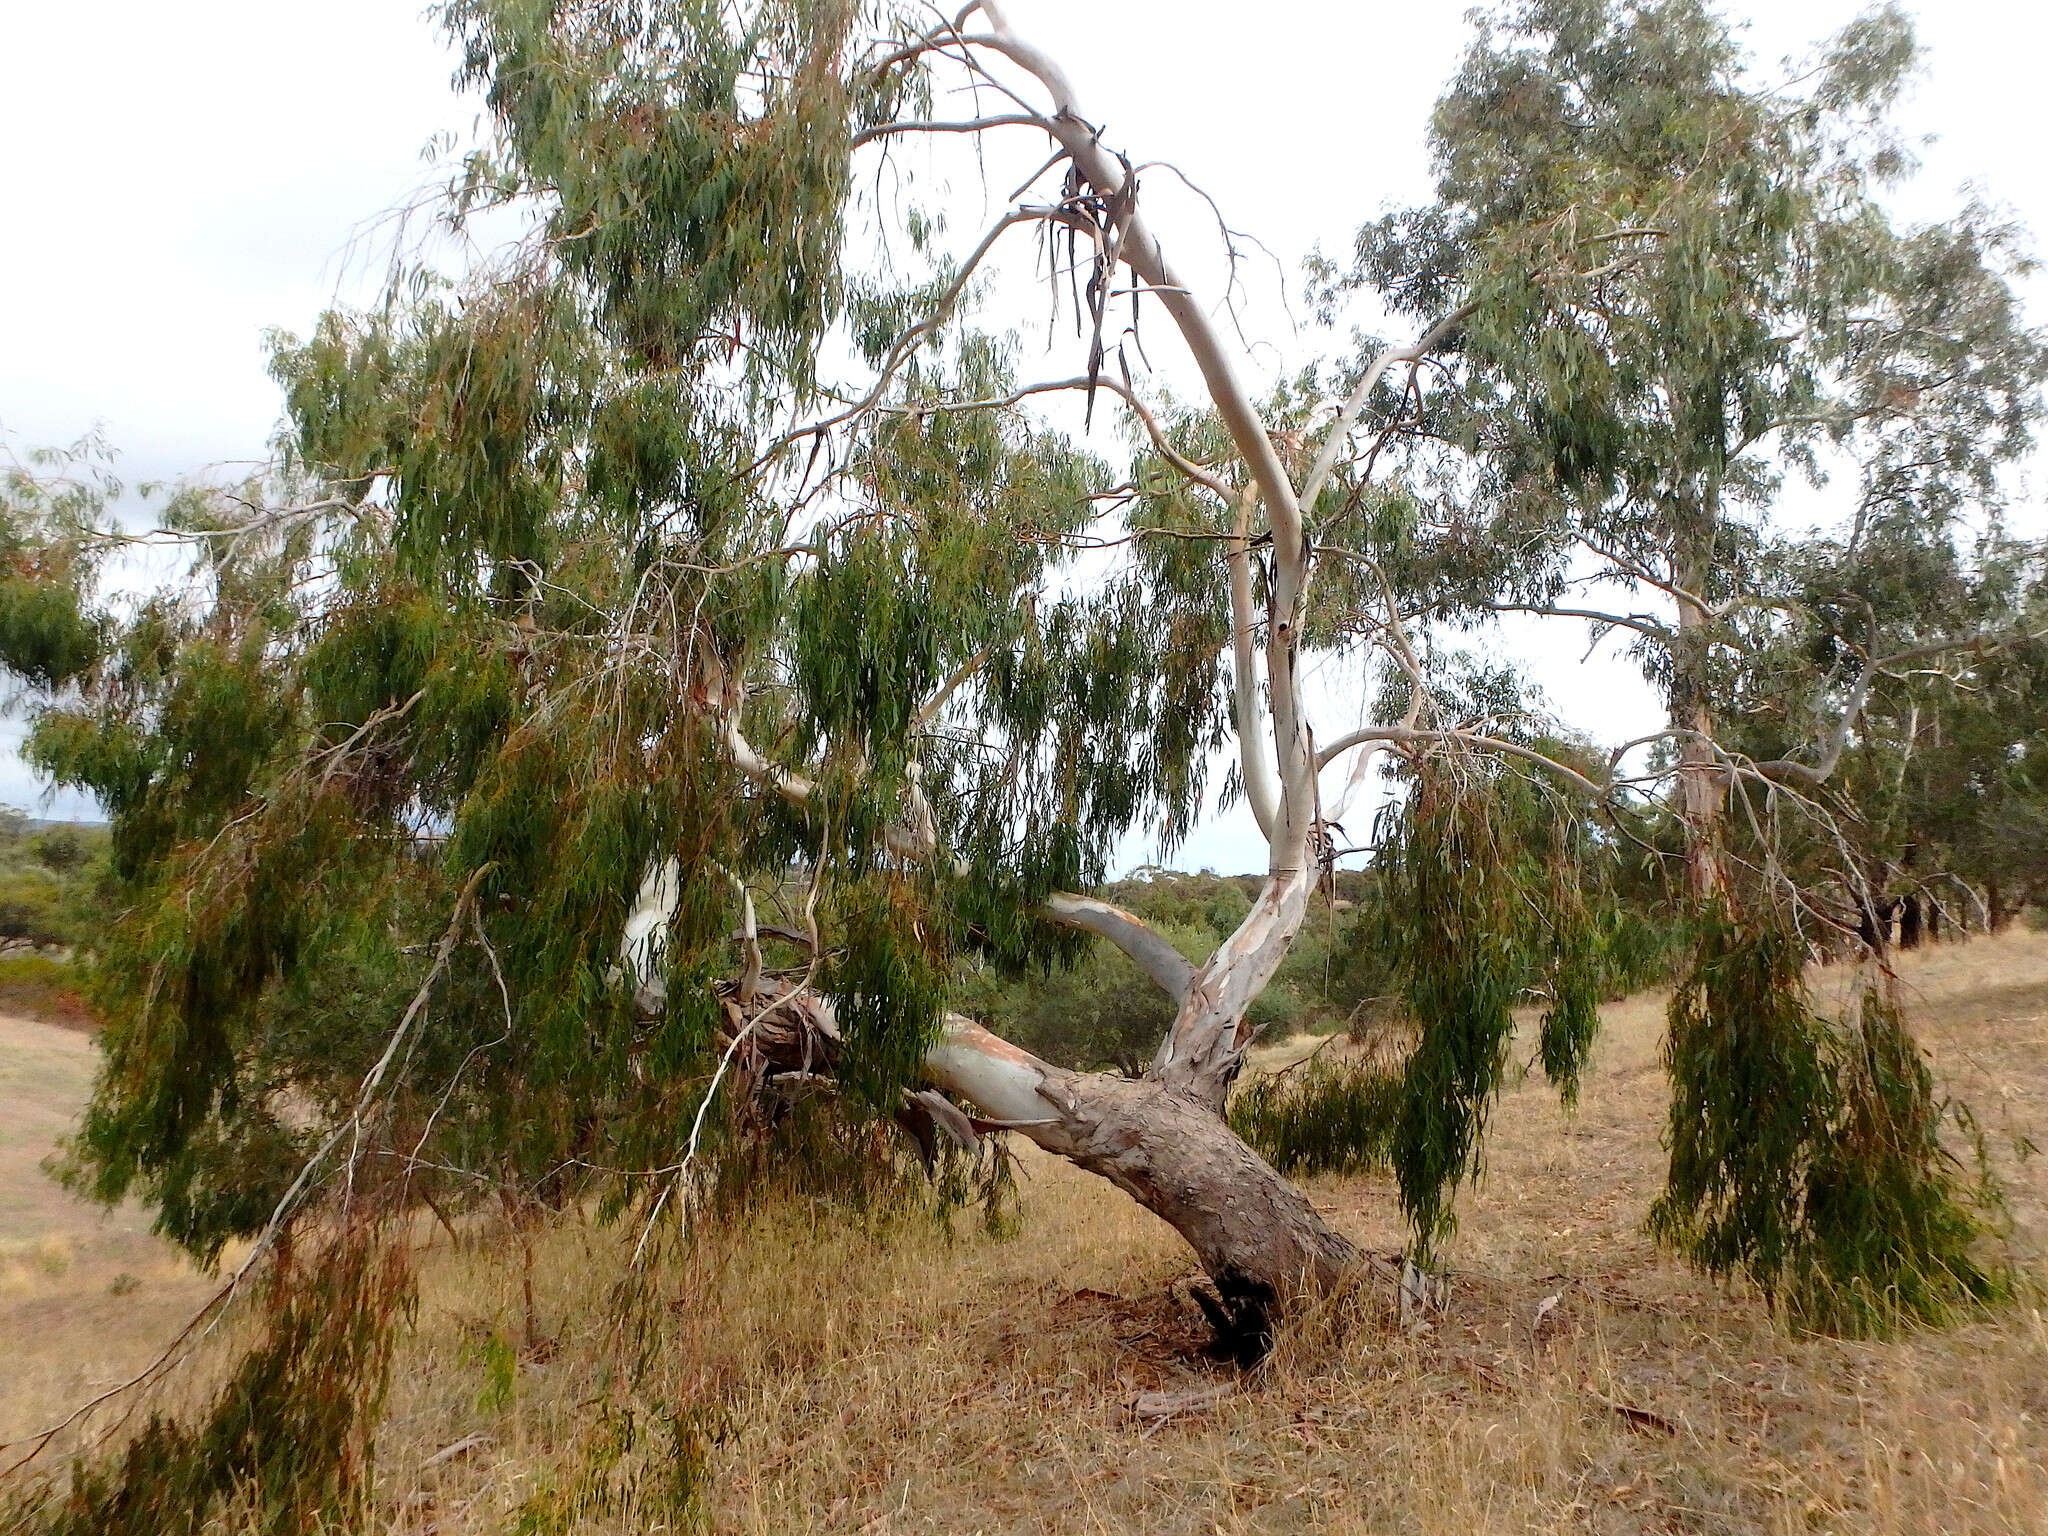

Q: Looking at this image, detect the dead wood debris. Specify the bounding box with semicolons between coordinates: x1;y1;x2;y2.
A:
1582;1383;1679;1436
1129;1381;1235;1423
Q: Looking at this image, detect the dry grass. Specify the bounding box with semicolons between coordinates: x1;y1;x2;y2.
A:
5;932;2048;1532
0;1015;218;1451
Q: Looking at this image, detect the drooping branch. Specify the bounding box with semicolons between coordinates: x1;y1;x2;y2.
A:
1314;725;1610;800
717;704;1195;995
880;375;1232;499
0;864;494;1473
758;205;1077;466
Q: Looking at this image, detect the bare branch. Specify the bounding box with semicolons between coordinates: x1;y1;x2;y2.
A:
758;205;1071;466
913;646;992;730
880;374;1231;499
722;717;816;808
1041;891;1195;1000
1753;627;2048;785
965;8;1306;627
1314;725;1609;800
1298;302;1476;513
1228;483;1280;841
1465;599;1675;643
1574;532;1719;619
851;112;1052;149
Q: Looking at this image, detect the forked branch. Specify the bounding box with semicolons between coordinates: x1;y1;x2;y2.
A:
1753;627;2047;786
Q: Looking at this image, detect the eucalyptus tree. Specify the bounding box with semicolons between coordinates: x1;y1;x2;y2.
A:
1727;515;2048;945
4;0;1593;1363
0;0;2031;1398
1333;0;2046;899
1321;0;2044;1321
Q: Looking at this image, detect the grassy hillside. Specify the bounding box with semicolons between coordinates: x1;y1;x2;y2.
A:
0;1015;219;1452
3;931;2046;1531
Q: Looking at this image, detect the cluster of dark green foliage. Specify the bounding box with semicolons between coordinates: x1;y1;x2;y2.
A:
0;445;107;695
0;0;1219;1272
3;1234;411;1536
1651;909;2002;1334
1313;0;2042;1314
1229;1049;1402;1183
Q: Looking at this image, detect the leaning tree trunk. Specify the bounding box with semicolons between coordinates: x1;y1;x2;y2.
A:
729;976;1359;1358
926;1017;1357;1357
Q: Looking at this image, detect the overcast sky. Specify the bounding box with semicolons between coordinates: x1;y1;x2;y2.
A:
4;0;2044;867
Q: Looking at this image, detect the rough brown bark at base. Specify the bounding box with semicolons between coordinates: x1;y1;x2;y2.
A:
732;992;1358;1360
1040;1073;1357;1359
924;1019;1357;1359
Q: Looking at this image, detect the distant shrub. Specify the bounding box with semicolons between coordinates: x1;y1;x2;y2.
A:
1230;1055;1400;1177
0;868;72;943
31;827;87;872
960;935;1182;1075
1244;983;1301;1037
0;951;92;1026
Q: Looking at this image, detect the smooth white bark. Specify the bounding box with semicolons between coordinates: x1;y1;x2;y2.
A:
1040;891;1195;1000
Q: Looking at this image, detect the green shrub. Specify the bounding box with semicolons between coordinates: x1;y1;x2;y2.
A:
1651;914;2001;1335
31;827;88;872
0;868;79;946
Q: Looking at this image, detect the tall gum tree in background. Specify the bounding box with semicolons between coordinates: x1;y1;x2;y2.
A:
1332;0;2044;1314
0;0;2039;1404
1338;0;2045;899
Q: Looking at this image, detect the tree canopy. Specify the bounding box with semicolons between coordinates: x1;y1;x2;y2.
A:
3;0;2046;1519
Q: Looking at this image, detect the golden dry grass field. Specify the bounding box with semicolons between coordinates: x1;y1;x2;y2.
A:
5;931;2048;1533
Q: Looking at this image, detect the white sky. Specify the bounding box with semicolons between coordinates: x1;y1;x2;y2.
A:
3;0;2044;869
